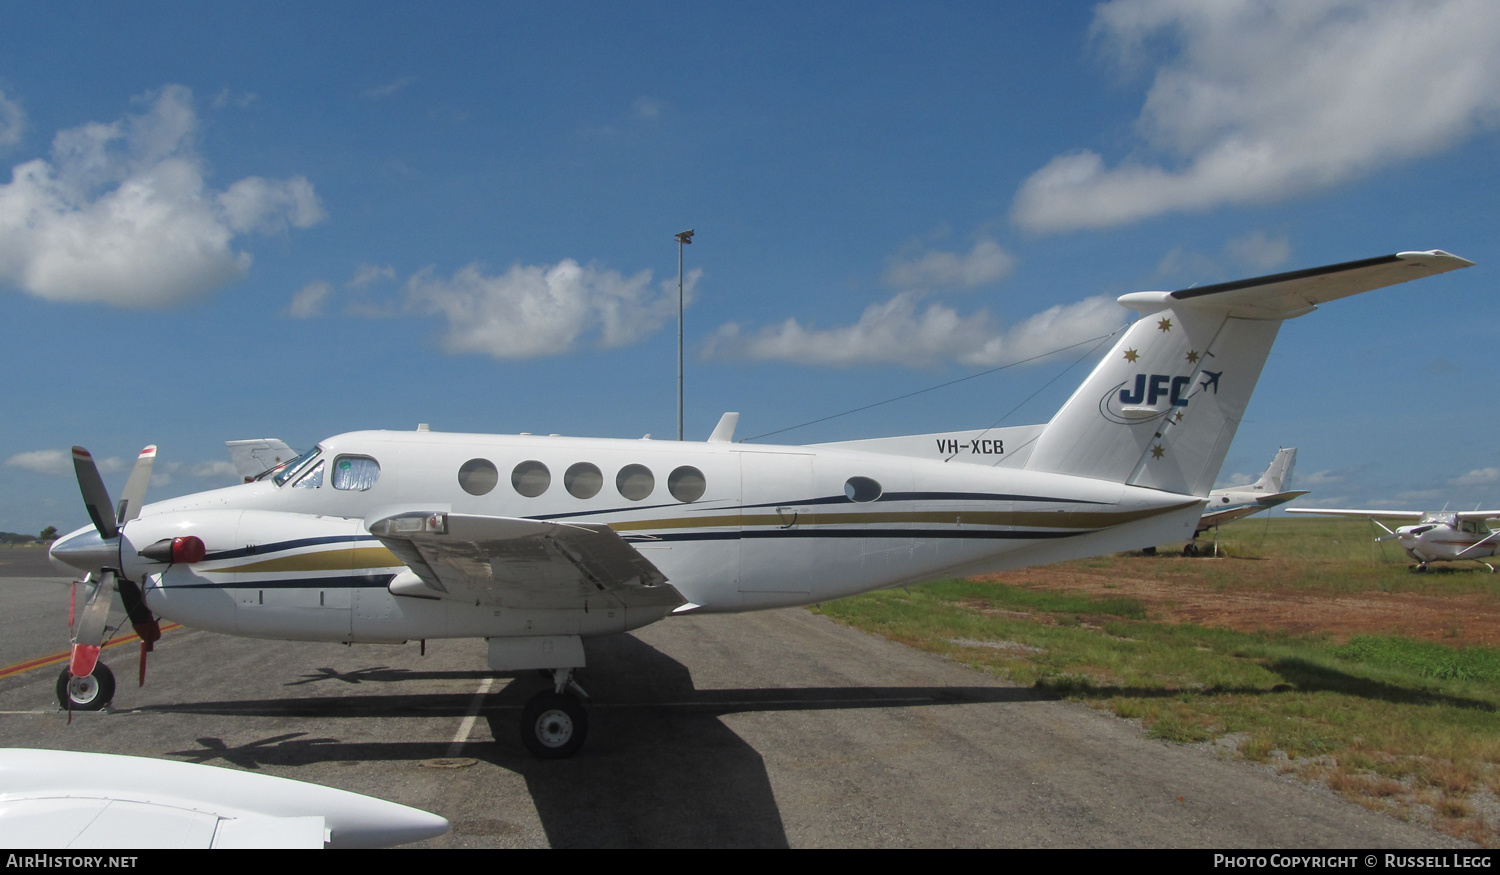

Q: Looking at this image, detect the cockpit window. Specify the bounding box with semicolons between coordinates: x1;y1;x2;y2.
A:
292;460;324;489
332;455;381;491
273;447;323;486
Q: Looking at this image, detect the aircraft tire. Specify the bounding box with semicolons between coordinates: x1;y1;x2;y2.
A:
56;663;114;711
521;690;588;759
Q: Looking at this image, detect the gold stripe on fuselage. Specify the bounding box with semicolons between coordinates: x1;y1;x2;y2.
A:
205;500;1199;573
217;546;403;574
608;501;1201;533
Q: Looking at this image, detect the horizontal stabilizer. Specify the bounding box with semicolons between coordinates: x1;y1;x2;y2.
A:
1121;250;1474;319
1026;251;1471;496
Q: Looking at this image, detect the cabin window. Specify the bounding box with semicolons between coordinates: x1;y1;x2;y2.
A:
511;460;551;497
565;462;603;499
617;464;655;501
668;466;706;503
292;460;324;489
332;456;381;491
458;458;499;496
845;476;882;503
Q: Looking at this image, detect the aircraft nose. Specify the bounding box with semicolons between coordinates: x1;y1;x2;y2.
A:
49;526;115;575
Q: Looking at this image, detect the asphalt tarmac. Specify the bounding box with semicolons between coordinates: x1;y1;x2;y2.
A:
0;547;1469;849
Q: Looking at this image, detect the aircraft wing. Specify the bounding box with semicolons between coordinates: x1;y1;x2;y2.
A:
0;749;448;849
1197;490;1309;531
1455;510;1500;520
1285;508;1425;519
368;511;685;612
1167;250;1473;319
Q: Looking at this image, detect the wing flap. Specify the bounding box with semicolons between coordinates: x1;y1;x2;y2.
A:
368;511;682;611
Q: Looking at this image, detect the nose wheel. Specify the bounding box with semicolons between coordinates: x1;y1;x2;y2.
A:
56;663;115;711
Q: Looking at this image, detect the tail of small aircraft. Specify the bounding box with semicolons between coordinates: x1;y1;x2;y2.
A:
1024;251;1472;496
1246;447;1296;494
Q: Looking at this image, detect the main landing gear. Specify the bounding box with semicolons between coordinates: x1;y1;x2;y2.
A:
520;668;589;759
56;662;115;711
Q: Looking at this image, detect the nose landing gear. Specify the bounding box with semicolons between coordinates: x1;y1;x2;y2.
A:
57;663;115;711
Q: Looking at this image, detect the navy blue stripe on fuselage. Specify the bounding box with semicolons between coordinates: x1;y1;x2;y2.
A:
622;528;1090;543
529;490;1102;522
162;573;397;590
205;535;380;561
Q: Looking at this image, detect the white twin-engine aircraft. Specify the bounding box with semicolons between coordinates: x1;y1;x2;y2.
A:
1180;447;1307;555
49;250;1471;757
1286;507;1500;572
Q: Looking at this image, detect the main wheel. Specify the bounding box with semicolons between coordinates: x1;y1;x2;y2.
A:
56;663;115;711
520;691;588;759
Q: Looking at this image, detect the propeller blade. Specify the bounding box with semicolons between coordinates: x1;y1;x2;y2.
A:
71;571;116;649
115;445;156;525
68;571;117;678
71;447;118;540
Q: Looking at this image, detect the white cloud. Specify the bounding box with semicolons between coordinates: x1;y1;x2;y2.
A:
348;263;396;287
149;459;241;488
0;90;23;149
1450;467;1500;487
190;460;238;480
1224;230;1290;273
883;239;1016;290
0;85;325;307
704;292;1122;369
288;281;332;318
633;97;663;121
210;89;258;110
1299;464;1379;487
218;176;323;234
1153;231;1292;285
1012;0;1500;233
405;259;697;359
4;450;71;475
363;77;417;100
4;449;124;475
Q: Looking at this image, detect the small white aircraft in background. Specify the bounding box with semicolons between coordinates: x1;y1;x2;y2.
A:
0;748;448;848
1179;447;1308;555
1286;506;1500;572
46;250;1472;757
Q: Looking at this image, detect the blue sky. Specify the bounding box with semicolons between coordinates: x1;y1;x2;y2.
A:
3;0;1499;534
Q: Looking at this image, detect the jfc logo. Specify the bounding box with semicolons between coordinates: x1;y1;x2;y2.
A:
1098;370;1221;425
1120;374;1191;407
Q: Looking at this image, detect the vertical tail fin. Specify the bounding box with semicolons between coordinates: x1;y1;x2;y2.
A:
1024;251;1472;495
1247;447;1296;494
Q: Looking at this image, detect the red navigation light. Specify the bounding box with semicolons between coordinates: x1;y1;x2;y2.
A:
171;536;206;564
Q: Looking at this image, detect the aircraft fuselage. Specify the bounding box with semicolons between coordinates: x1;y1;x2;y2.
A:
55;429;1202;646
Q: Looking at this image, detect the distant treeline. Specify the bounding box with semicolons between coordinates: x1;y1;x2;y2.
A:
1;527;56;545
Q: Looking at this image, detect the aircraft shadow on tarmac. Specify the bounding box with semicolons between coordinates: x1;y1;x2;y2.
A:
145;634;1049;847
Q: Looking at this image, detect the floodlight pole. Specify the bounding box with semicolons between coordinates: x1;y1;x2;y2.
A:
675;229;694;441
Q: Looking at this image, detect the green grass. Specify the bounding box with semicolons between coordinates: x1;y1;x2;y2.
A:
1143;516;1500;596
812;564;1500;844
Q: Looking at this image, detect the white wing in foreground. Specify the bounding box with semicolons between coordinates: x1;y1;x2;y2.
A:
0;749;448;849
